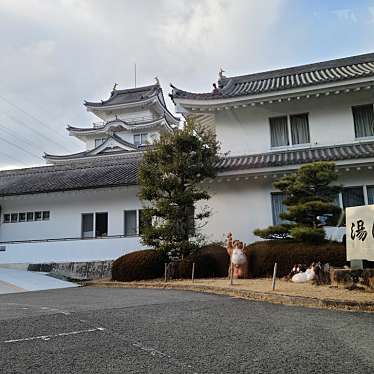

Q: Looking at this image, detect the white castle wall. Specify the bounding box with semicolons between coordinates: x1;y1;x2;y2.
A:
215;90;373;156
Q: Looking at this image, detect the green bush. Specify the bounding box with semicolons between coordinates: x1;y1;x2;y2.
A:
253;224;291;240
112;249;167;281
244;240;347;278
290;226;325;243
178;244;229;279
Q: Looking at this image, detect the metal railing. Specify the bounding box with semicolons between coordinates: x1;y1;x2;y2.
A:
0;234;139;245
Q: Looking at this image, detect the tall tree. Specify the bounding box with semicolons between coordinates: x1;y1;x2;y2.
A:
138;119;220;258
254;162;342;242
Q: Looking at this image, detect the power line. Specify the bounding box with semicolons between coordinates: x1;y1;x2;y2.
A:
0;149;29;167
0;131;43;161
0;96;77;153
0;124;39;150
3;113;73;153
0;94;69;138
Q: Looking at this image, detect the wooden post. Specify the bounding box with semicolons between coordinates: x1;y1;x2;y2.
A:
272;262;277;291
164;263;168;283
230;264;234;286
191;262;195;283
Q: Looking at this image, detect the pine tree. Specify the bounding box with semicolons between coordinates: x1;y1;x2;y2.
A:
254;162;342;242
138;119;220;258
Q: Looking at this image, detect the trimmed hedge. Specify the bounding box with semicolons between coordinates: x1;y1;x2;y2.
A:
178;244;229;279
112;249;167;282
244;240;347;278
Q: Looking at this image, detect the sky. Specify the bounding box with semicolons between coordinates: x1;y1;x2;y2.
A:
0;0;374;169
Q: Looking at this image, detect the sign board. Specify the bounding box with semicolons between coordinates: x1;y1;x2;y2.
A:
346;205;374;261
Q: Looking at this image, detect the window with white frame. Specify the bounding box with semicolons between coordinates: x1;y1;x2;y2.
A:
342;186;365;208
81;212;108;238
352;104;374;138
270;113;310;148
133;133;148;146
124;210;137;236
2;211;50;224
271;192;288;225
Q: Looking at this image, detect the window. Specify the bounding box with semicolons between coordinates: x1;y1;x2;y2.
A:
271;193;288;225
95;212;108;237
133;133;148;146
124;210;137;236
3;214;10;223
42;211;50;220
270;116;289;147
342;187;365;208
270;113;310;148
27;212;34;222
352;104;374;138
95;138;107;147
19;213;26;222
10;213;18;223
290;113;310;145
139;209;152;235
367;186;374;205
35;211;42;221
82;213;94;238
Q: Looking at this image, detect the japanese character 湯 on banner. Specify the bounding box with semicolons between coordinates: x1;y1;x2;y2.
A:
346;205;374;261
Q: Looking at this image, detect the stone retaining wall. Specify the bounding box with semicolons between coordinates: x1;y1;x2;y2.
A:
28;260;113;280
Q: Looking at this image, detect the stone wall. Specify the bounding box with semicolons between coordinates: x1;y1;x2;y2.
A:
28;260;113;280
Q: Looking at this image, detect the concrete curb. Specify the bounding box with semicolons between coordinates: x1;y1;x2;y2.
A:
84;281;374;313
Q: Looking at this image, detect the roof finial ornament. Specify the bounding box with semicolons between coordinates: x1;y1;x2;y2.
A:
154;76;160;85
219;67;226;80
113;83;118;91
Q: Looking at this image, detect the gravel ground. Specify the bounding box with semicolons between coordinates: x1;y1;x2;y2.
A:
173;278;374;303
0;287;373;373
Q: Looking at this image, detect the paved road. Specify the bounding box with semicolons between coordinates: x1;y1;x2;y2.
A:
0;287;373;374
0;268;77;294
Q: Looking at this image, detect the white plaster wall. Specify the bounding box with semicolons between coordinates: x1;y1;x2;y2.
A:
214;90;374;156
200;169;374;244
93;108;154;122
0;237;141;264
0;187;141;242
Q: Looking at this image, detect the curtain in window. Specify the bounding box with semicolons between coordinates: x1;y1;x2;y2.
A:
367;186;374;205
270;116;289;147
271;193;287;225
124;210;137;236
342;187;365;208
352;105;374;138
290;113;310;145
82;213;94;238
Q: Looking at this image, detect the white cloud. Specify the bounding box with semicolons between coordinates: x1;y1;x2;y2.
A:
0;0;285;169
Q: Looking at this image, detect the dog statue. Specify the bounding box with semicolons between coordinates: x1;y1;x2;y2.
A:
226;232;248;279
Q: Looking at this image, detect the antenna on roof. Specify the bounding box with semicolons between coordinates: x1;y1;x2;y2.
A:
134;63;137;88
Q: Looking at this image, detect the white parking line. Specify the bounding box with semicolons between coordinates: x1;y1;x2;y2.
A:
4;327;105;344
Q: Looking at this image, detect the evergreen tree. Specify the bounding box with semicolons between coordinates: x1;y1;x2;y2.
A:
138;119;220;258
254;162;342;242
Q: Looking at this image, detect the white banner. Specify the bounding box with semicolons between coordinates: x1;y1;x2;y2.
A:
346;205;374;261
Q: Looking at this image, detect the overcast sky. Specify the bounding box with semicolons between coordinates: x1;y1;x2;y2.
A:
0;0;374;169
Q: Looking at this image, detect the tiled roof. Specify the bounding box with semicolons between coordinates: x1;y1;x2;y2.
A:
171;52;374;100
1;141;374;197
218;141;374;171
0;153;141;197
84;84;160;107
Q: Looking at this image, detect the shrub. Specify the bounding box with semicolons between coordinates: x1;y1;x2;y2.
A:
112;249;167;282
253;224;291;240
178;244;229;279
244;240;347;278
290;226;325;243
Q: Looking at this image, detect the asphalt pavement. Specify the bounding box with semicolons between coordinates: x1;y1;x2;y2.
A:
0;287;373;373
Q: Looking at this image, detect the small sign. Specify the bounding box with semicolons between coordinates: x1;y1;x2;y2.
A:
346;205;374;261
0;246;5;252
